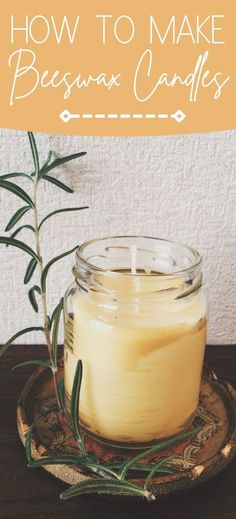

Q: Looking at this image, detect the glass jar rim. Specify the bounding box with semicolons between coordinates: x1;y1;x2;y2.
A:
75;235;202;279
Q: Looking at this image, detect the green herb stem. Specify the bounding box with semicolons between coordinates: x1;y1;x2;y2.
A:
144;456;174;489
32;178;61;408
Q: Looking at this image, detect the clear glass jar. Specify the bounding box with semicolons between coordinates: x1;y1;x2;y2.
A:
64;236;207;449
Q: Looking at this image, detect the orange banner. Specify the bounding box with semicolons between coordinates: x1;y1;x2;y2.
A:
0;0;235;135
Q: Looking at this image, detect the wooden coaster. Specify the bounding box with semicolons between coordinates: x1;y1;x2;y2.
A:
17;364;236;498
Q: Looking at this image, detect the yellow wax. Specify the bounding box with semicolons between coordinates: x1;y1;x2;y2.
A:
64;289;206;444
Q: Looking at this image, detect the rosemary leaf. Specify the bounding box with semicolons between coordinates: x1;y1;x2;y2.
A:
43;175;73;193
70;360;83;441
104;460;155;475
40;151;86;176
10;224;35;241
12;360;51;372
144;456;174;489
28;132;40;177
39;206;89;230
60;478;155;502
0;172;34;182
0;179;34;207
96;459;176;478
0;327;44;357
24;258;38;284
28;454;89;468
41;150;53;170
52;298;64;365
50;303;60;330
0;237;38;261
41;245;78;292
28;285;41;312
5;206;31;232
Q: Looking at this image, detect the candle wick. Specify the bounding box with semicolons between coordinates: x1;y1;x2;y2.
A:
130;244;137;274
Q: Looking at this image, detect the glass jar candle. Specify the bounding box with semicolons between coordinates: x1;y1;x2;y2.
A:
64;236;207;448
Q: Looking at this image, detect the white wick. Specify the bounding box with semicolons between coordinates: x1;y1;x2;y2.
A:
130;244;137;274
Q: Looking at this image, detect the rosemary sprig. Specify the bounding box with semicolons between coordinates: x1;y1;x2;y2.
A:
0;131;88;409
60;478;155;502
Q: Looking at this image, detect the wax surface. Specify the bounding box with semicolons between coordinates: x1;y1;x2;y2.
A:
64;291;206;444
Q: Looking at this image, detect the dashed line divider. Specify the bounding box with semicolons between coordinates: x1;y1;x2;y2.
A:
81;113;169;119
59;109;186;124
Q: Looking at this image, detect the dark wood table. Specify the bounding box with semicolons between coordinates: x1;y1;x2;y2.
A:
1;345;236;519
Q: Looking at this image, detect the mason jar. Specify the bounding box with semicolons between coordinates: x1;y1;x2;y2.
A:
64;236;207;449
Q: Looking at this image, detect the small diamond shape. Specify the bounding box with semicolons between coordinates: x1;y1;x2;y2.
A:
59;110;71;123
172;110;186;123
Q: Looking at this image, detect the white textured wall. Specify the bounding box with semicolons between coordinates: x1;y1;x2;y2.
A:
0;128;235;345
